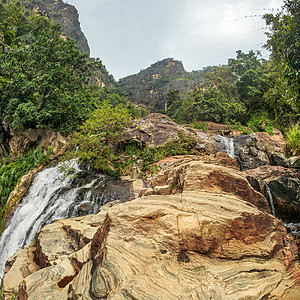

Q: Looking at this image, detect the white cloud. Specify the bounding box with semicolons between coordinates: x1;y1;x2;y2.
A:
67;0;284;79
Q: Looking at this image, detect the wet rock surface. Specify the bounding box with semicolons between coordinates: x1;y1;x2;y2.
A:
244;166;300;223
2;156;299;299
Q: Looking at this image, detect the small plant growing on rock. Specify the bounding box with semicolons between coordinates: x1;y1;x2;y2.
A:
190;121;208;131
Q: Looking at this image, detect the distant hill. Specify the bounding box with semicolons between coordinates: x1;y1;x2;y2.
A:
118;58;210;112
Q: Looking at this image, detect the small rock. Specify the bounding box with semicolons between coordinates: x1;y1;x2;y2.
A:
270;152;290;167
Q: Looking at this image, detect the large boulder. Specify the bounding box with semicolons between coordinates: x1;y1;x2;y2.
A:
3;166;44;225
122;114;217;155
140;153;270;213
9;129;68;159
2;155;299;299
234;131;288;170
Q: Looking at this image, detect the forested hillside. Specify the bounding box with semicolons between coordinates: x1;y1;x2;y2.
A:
0;0;119;139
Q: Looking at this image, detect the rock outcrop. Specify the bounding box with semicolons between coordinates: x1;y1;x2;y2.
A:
119;58;202;111
23;0;90;54
9;129;68;159
3;166;44;225
122;113;217;154
234;131;288;170
2;155;299;299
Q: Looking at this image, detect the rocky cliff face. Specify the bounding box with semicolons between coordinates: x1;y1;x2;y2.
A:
23;0;90;54
2;155;299;299
21;1;116;89
119;58;203;112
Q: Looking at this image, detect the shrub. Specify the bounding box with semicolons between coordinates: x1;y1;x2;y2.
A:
226;120;253;135
190;121;208;130
247;114;274;135
67;102;132;176
286;123;300;156
140;132;197;171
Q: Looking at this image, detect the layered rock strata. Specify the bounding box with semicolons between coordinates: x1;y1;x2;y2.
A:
2;155;299;299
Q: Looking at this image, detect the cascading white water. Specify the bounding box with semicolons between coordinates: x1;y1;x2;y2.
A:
0;160;104;279
264;182;276;217
213;135;235;159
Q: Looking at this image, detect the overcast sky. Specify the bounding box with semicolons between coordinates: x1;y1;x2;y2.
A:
67;0;283;80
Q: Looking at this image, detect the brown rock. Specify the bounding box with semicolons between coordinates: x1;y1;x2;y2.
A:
3;165;44;226
2;157;299;299
11;191;300;300
1;244;40;299
252;131;286;153
122;113;210;149
9;129;68;159
147;154;270;213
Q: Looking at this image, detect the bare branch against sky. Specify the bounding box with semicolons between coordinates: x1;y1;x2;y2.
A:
67;0;283;80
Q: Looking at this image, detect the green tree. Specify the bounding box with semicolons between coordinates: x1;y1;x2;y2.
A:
0;0;102;136
228;50;268;117
263;0;300;126
228;50;261;78
167;66;246;124
69;102;132;174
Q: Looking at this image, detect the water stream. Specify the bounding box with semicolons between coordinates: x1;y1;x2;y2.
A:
213;135;235;159
0;160;105;278
264;181;276;217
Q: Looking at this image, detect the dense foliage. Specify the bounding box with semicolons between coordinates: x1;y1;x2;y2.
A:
286;123;300;156
166;66;246;124
68;102;133;175
0;0;103;137
0;0;136;228
264;0;299;113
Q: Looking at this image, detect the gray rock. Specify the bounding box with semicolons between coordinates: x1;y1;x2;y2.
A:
289;156;300;169
270;152;290;168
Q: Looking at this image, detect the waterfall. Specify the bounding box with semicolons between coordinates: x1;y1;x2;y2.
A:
264;182;276;217
0;160;106;279
213;135;235;159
